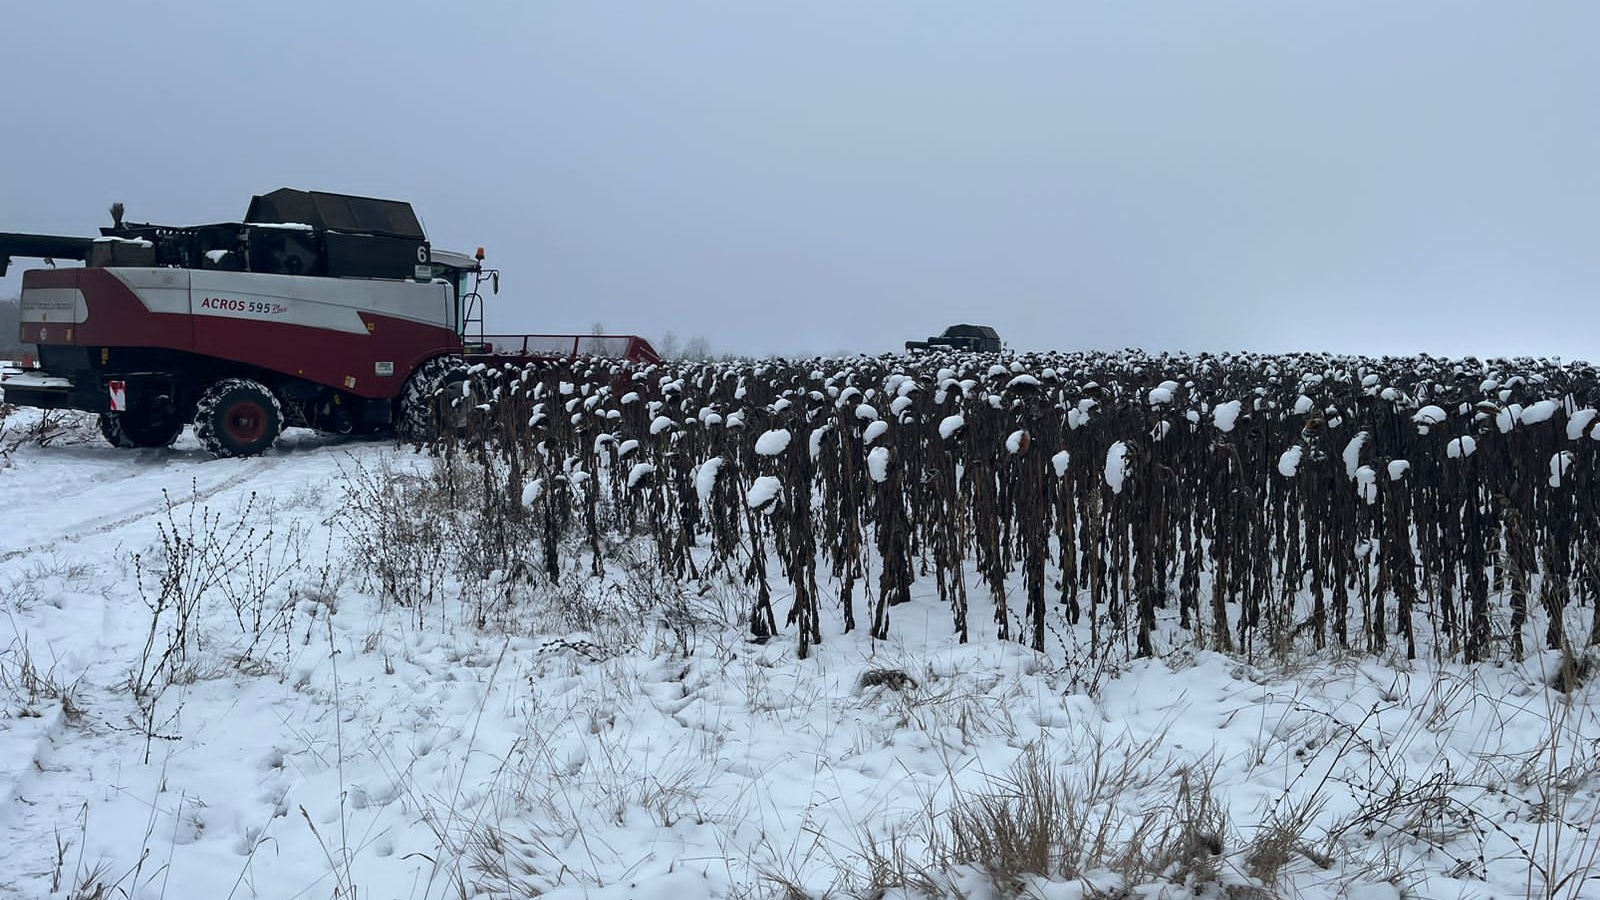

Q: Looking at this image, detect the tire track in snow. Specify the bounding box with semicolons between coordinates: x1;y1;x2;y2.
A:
0;455;283;833
0;456;276;563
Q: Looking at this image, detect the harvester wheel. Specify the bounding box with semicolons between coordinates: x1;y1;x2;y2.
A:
99;409;184;449
398;355;473;443
194;378;283;458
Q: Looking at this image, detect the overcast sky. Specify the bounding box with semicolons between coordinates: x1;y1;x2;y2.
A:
3;2;1597;361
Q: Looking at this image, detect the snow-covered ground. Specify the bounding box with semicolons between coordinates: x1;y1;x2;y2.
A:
1;409;1598;900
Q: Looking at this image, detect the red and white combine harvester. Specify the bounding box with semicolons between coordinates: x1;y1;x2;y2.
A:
0;189;659;456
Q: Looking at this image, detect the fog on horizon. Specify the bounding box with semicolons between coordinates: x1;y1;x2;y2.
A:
3;2;1596;364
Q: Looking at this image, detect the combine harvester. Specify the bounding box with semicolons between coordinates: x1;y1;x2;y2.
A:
0;189;658;456
904;323;1003;354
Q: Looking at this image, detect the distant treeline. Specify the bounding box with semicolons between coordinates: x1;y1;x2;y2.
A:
0;297;25;360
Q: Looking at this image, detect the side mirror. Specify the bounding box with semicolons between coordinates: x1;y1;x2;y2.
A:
491;271;500;295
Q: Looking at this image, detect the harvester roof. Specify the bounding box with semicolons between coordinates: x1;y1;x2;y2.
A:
244;189;426;240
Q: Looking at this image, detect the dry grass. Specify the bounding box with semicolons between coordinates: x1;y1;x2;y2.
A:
0;633;85;720
901;735;1233;897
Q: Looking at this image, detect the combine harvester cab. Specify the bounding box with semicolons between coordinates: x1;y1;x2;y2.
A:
1;189;657;456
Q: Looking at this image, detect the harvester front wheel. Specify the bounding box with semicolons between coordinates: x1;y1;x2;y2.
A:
194;378;283;458
99;409;184;449
398;355;472;443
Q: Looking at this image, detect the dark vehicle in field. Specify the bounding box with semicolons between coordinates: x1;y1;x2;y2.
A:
905;324;1003;354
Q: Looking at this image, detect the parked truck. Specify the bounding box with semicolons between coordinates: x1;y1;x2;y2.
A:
0;189;659;456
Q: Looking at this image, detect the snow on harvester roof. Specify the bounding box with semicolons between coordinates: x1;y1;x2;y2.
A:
429;248;482;271
241;222;315;231
244;188;427;240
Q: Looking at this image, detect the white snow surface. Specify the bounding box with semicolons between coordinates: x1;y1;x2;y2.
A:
1448;435;1478;459
521;477;544;507
1104;441;1129;494
746;474;781;509
1551;451;1575;487
754;428;792;456
862;420;890;447
695;456;723;504
1522;399;1560;425
0;414;1594;900
1412;405;1448;426
866;445;890;482
809;424;832;460
1496;404;1521;433
1277;444;1303;478
1051;450;1070;477
1567;408;1597;441
1344;432;1370;479
1355;465;1378;504
1212;399;1242;432
938;414;965;440
627;461;656;488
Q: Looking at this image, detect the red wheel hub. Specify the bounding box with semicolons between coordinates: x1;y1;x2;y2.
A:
224;400;269;443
